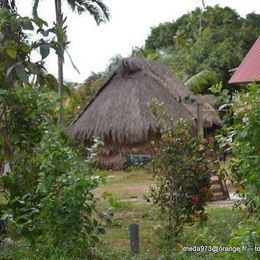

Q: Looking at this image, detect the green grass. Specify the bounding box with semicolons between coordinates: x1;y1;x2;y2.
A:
94;169;153;201
95;169;244;258
100;201;243;255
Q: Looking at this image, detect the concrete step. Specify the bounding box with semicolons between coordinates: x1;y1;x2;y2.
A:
209;175;229;201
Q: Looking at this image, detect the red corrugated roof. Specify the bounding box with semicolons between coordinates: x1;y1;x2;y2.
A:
229;37;260;84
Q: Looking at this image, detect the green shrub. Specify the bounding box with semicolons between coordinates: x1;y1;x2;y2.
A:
148;119;212;242
218;83;260;214
2;131;105;257
0;7;108;258
0;86;56;162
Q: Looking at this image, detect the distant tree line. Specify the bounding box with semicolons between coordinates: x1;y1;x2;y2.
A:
145;5;260;84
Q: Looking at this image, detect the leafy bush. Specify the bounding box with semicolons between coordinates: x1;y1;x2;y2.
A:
0;86;56;159
218;84;260;214
0;8;58;161
215;84;260;259
148;119;212;241
0;7;107;258
2;130;105;256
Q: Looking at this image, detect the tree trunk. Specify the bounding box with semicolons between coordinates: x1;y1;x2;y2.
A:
201;0;206;9
55;0;64;125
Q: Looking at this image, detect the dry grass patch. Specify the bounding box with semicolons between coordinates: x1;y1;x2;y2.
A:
94;169;153;200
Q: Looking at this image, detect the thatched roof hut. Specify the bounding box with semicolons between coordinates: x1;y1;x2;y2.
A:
67;57;221;169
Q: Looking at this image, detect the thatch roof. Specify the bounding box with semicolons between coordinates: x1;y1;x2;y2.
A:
67;57;221;144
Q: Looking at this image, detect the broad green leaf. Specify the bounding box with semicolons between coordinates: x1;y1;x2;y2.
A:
40;43;50;59
15;64;29;83
1;213;11;221
34;17;48;29
21;19;34;30
6;47;17;59
20;43;30;54
209;82;223;94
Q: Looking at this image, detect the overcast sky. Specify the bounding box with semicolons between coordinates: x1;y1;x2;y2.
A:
17;0;260;83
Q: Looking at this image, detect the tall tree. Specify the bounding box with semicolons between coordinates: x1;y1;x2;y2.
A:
55;0;64;125
145;6;260;84
0;4;58;159
33;0;109;124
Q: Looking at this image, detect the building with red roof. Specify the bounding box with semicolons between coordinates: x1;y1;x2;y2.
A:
229;37;260;84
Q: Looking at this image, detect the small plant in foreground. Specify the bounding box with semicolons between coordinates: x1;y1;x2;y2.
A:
2;131;106;257
148;119;212;242
227;84;259;214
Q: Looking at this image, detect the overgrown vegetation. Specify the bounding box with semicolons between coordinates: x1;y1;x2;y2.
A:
2;170;245;259
149;120;212;241
224;84;260;213
2;131;106;256
1;2;260;259
215;83;260;257
148;99;212;242
0;6;107;258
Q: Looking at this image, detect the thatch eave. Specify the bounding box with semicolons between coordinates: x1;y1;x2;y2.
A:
67;57;221;144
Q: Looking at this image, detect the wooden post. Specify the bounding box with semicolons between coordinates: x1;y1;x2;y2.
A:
130;224;139;254
197;102;204;137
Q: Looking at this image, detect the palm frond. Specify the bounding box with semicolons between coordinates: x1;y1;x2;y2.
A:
65;48;80;74
67;0;109;24
185;70;220;94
